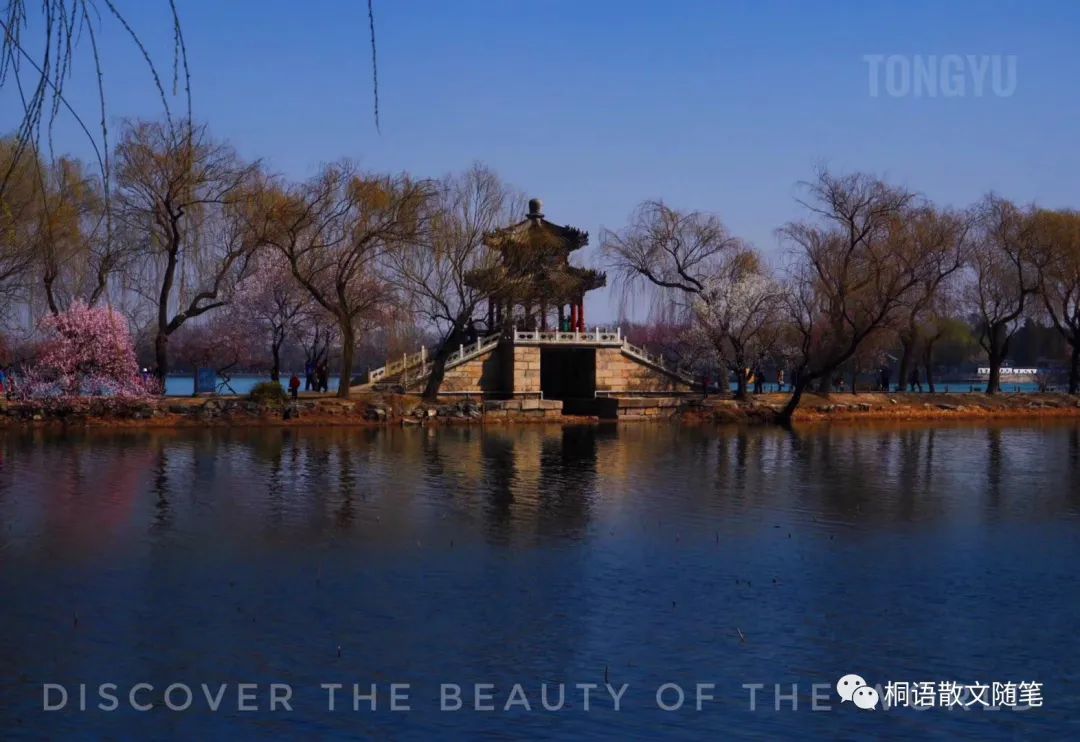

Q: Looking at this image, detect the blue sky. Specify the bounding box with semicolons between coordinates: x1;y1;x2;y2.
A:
4;0;1079;322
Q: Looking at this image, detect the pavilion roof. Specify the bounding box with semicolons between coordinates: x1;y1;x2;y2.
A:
466;198;605;302
483;199;589;254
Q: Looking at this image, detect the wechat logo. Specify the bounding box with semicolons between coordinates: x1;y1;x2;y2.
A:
837;674;879;710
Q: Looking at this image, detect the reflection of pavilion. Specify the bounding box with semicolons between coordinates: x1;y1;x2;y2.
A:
366;200;694;401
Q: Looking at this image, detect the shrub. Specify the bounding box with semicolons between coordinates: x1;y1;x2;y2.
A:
249;380;288;406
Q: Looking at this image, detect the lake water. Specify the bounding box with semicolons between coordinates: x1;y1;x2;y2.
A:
162;375;1044;397
164;375;342;397
1;422;1077;739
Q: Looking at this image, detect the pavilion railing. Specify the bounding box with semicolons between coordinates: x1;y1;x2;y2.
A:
512;328;623;345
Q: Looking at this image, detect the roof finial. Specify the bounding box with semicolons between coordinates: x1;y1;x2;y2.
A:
527;198;544;220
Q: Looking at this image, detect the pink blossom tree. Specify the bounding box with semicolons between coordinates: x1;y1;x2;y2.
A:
232;252;310;381
24;300;147;398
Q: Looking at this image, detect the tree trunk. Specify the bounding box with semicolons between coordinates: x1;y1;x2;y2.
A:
155;330;169;381
270;342;282;382
923;345;936;393
896;336;914;393
778;377;809;427
733;367;748;400
985;323;1008;395
337;322;355;398
986;353;1003;394
269;326;285;382
1069;342;1080;396
44;276;60;316
423;342;454;400
850;368;858;394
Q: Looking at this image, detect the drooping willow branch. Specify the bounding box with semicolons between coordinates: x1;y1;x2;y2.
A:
368;0;380;134
0;0;190;205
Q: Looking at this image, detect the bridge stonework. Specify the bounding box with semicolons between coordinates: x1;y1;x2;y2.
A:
438;345;504;393
512;345;541;395
366;330;695;399
596;348;694;395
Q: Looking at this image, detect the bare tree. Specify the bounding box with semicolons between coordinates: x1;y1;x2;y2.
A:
684;251;783;398
294;308;338;378
602;200;781;397
114;120;259;380
260;162;432;398
1032;209;1080;393
603;200;743;304
964;195;1039;394
891;205;972;391
778;170;921;424
383;164;520;399
233;251;310;381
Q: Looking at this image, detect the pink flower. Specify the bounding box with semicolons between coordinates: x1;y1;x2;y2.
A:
22;301;150;399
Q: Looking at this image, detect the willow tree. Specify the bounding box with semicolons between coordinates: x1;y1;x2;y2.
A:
0;137;43;311
601;200;780;398
1032;209;1080;394
964;195;1039;394
779;170;922;424
259;163;431;398
886;205;971;391
383;164;520;399
115;120;259;380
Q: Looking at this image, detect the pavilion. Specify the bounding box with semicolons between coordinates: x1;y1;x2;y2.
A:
365;199;695;402
465;198;607;334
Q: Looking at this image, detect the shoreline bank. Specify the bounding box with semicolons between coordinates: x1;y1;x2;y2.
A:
1;391;1079;430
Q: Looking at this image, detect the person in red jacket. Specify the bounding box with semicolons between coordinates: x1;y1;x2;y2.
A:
288;373;301;400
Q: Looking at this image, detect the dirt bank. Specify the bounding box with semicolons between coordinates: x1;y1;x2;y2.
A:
0;393;589;429
1;391;1078;430
684;391;1080;425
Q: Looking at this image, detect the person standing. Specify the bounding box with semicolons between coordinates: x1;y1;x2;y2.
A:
776;369;784;393
304;361;315;391
289;372;301;400
317;362;329;393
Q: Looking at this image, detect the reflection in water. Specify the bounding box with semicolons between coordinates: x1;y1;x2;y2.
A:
1;422;1079;739
151;442;172;534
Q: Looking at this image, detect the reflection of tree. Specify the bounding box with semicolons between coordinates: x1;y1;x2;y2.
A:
335;440;356;529
895;429;923;522
986;428;1003;510
1069;428;1080;514
151;440;172;533
265;432;286;526
478;430;518;544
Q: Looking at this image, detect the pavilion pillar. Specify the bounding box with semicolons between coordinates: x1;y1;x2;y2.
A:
557;304;565;331
577;298;585;331
570;303;579;332
539;299;548;331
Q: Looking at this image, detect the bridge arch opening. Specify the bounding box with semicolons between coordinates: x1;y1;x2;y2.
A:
540;348;596;400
